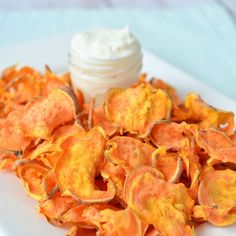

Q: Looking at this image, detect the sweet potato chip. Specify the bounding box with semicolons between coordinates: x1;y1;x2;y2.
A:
150;122;190;150
42;170;58;199
105;136;156;169
1;66;43;105
1;66;38;84
56;127;116;203
194;128;236;165
27;124;84;168
0;111;31;152
83;206;144;236
99;208;144;236
93;106;118;136
0;153;18;171
16;161;52;201
40;66;69;96
105;84;172;137
5;76;41;104
39;192;78;226
149;78;182;105
20;87;79;139
180;94;234;135
196;168;236;226
124;166;194;236
152;147;183;183
60;204;91;226
101;160;126;201
102;136;156;199
82;203;118;222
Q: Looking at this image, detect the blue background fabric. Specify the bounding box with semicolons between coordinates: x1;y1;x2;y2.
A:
0;2;236;100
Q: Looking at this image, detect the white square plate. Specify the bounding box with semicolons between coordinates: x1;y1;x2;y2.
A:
0;34;236;236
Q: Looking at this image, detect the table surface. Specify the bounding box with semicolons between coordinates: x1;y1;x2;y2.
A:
0;1;236;101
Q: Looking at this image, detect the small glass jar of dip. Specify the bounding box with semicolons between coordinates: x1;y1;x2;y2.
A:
69;26;142;102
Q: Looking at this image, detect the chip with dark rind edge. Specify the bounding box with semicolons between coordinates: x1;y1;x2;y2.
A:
173;93;234;135
195;167;236;226
102;136;156;199
0;111;31;152
124;166;194;236
55;126;116;203
20;87;79;139
16;162;51;201
193;128;236;165
104;84;172;137
152;147;183;183
101;160;126;200
42;170;58;199
38;192;78;226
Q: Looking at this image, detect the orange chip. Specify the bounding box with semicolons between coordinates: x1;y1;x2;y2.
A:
152;147;183;183
0;153;18;172
149;78;182;105
40;66;70;96
83;205;145;236
2;66;42;104
194;128;236;165
82;203;118;225
27;124;84;168
150;122;190;150
20;87;79;139
178;94;234;135
42;170;58;199
195;167;236;226
0;111;31;152
98;208;145;236
1;66;38;84
124;166;194;236
93;106;118;136
60;204;92;227
55;127;116;203
16;161;52;201
102;136;156;199
101;160;126;201
39;192;78;226
105;136;156;169
105;84;172;137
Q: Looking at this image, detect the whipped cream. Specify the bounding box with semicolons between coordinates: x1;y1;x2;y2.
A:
69;26;142;102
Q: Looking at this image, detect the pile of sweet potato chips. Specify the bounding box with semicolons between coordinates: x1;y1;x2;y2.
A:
1;66;236;236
